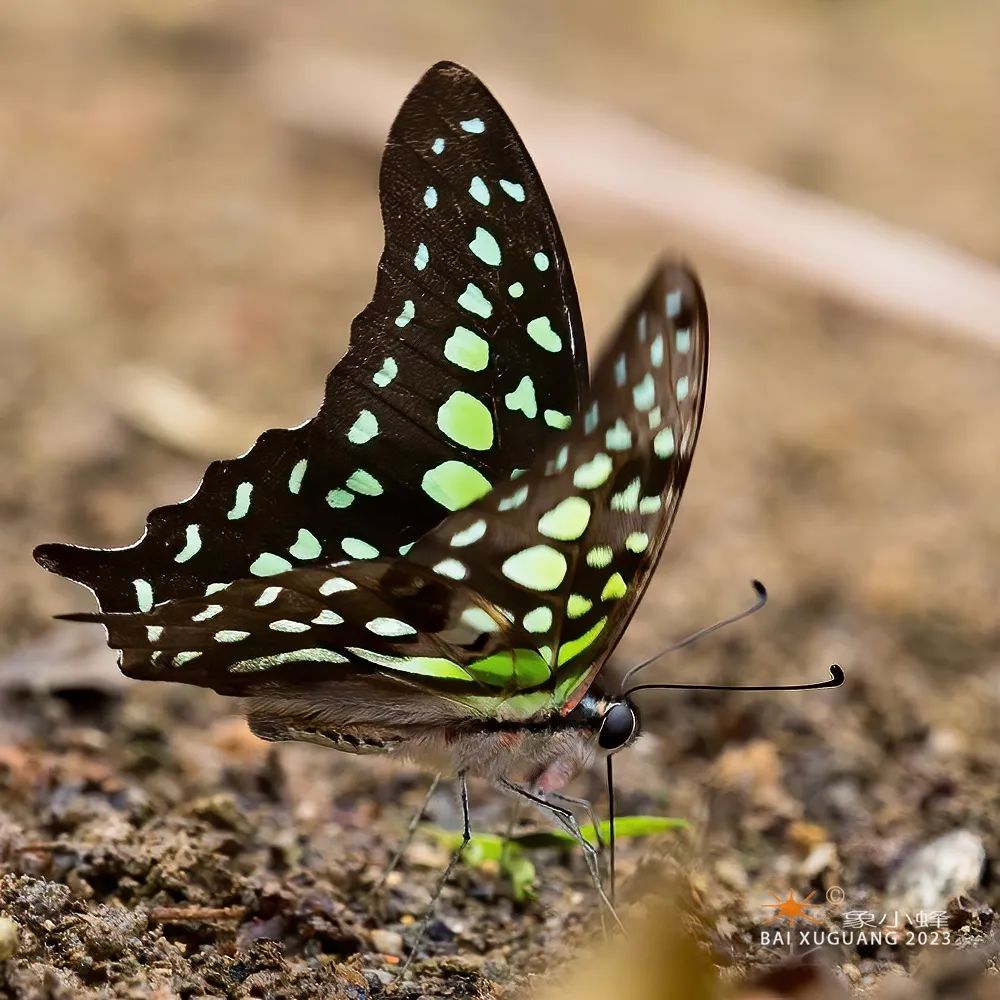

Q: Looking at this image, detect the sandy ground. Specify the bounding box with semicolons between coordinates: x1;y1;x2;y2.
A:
1;3;999;997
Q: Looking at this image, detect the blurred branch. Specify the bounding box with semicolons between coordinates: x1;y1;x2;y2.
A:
262;53;1000;349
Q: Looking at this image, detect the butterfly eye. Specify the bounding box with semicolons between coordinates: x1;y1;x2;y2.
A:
597;701;639;751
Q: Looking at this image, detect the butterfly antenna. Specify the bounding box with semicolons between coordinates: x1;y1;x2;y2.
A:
607;755;617;907
626;663;845;697
619;579;768;691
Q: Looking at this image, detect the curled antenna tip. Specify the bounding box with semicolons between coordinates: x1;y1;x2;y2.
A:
751;579;767;601
829;664;846;685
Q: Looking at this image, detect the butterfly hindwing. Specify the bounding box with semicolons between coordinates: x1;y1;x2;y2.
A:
35;61;587;613
405;263;708;712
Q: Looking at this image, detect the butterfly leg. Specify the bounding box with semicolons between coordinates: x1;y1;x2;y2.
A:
373;772;442;897
499;780;625;934
399;771;470;977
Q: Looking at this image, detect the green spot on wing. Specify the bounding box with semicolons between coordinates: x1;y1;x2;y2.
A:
499;179;525;202
250;553;292;577
504;376;537;418
348;409;379;445
537;496;591;541
437;391;495;451
469;226;502;266
526;316;561;353
573;453;613;489
288;459;307;494
227;482;253;520
373;357;398;387
289;528;322;560
458;282;492;318
346;469;383;496
175;524;202;563
133;579;153;612
501;545;567;592
444;327;489;372
347;647;473;682
342;538;379;559
544;409;571;430
422;460;492;511
556;616;608;668
326;489;354;509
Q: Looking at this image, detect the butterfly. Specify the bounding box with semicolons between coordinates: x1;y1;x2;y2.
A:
34;61;768;938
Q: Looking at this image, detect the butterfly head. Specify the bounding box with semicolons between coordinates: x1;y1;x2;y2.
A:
579;690;641;754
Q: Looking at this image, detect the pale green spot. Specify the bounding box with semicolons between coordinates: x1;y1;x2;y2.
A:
556;617;608;667
469;175;490;205
567;594;592;619
144;626;162;644
270;619;310;633
615;355;627;386
289;528;322;560
312;609;344;625
466;648;550;688
326;489;354;509
134;579;153;612
227;482;253;520
460;607;500;633
205;583;229;596
501;545;567;591
523;606;553;633
250;553;292;577
648;405;663;429
552;445;569;472
434;558;467;580
192;604;223;622
499;179;525;202
342;537;379;560
504;375;537;418
498;485;529;511
399;542;414;555
611;476;641;513
414;242;429;270
175;524;202;563
289;459;307;494
639;495;661;514
584;403;600;434
533;251;549;271
469;226;501;266
421;460;492;511
173;651;201;667
666;289;682;316
605;418;632;451
626;532;650;553
373;357;398;387
319;577;356;596
444;327;489;371
537;496;591;541
526;316;561;353
676;375;690;402
538;646;553;667
395;299;415;327
424;186;438;208
458;282;492;318
366;617;416;637
437;391;494;451
348;409;379;445
544;409;571;430
675;328;691;354
633;373;656;411
347;469;383;496
460;117;485;133
508;282;524;298
432;137;445;154
654;427;676;458
215;630;250;642
230;648;349;673
651;333;664;367
451;519;486;547
348;648;473;682
573;453;613;490
255;586;282;606
602;572;628;601
586;546;613;568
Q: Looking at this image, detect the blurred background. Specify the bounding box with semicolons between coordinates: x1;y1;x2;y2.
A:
2;2;999;997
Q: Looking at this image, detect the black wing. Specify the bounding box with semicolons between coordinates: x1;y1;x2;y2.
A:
35;62;588;612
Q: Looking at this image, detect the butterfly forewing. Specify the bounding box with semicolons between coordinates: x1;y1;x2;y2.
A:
405;263;708;712
35;61;587;613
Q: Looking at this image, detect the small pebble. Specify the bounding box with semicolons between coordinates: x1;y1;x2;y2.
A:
370;928;404;956
0;917;19;961
887;830;986;914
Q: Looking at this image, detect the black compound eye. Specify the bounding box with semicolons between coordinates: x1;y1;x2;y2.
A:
598;702;637;751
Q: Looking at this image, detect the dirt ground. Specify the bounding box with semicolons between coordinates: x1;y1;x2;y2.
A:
2;3;999;998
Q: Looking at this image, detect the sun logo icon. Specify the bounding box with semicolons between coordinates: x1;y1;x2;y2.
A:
762;889;824;927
